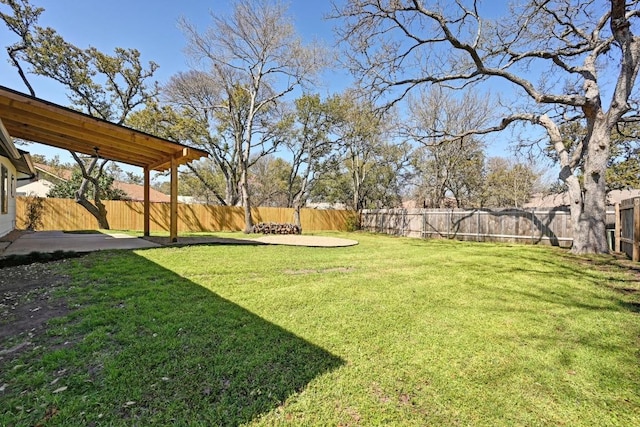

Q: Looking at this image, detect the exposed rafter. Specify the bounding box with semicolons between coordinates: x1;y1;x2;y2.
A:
0;85;208;171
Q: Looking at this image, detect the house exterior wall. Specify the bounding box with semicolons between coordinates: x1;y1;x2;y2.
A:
0;154;17;237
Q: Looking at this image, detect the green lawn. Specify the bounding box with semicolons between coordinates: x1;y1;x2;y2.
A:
1;233;639;426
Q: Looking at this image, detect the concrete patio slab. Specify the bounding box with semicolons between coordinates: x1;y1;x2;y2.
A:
1;231;161;256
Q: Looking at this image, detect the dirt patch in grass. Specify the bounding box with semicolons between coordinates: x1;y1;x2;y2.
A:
283;267;356;275
0;260;72;367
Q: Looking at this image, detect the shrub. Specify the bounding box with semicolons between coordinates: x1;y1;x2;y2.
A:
24;195;45;230
345;213;361;232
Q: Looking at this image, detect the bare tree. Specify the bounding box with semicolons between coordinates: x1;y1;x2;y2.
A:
179;0;326;233
334;0;640;254
407;86;490;207
324;90;410;210
163;71;243;206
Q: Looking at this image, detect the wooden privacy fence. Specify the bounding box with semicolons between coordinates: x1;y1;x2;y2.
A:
361;207;617;248
16;197;354;233
618;198;640;260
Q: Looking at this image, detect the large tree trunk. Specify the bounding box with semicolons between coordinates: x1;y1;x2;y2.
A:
569;123;610;254
292;190;304;231
76;195;110;230
293;205;302;231
240;169;253;233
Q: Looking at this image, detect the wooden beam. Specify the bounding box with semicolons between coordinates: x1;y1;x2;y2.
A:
144;167;150;237
146;154;176;172
0;91;181;153
0;85;208;172
0;113;171;163
146;148;204;171
170;156;178;243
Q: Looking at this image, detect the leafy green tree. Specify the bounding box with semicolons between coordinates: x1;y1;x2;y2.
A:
311;92;411;210
281;94;337;227
482;158;541;208
318;91;411;210
47;165;128;202
1;0;158;229
126;102;233;205
248;156;291;207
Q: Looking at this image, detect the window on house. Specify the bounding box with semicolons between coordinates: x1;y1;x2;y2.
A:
1;164;7;214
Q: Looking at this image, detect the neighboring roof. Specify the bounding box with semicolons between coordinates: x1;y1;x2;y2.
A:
0;85;208;171
606;189;640;204
29;162;170;202
15;178;55;197
33;162;72;181
523;193;570;208
524;189;640;208
113;181;170;203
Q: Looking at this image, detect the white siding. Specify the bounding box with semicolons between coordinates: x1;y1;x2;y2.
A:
0;155;17;238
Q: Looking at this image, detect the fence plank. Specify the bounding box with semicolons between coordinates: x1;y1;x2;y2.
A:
615;203;621;253
16;197;353;233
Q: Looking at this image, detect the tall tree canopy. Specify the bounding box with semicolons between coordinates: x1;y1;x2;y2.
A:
334;0;640;254
178;0;326;232
407;87;490;208
1;0;159;229
281;94;337;227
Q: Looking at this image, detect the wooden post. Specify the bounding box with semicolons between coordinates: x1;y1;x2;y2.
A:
170;156;178;243
143;166;150;237
614;202;621;253
530;209;535;244
633;198;640;262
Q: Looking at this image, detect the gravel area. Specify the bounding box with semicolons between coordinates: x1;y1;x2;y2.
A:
253;235;358;247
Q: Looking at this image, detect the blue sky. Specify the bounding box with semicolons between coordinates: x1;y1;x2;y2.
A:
0;0;351;173
0;0;526;178
1;0;345;98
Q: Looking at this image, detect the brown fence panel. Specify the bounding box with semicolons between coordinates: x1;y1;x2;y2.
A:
16;197;352;233
619;198;639;261
361;207;585;248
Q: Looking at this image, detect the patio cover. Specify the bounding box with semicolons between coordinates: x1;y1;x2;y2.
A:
0;85;209;241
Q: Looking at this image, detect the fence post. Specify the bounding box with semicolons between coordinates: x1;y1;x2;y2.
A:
634;198;640;262
476;210;480;242
530;208;535;244
615;202;621;253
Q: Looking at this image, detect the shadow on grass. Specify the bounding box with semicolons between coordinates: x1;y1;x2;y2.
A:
2;251;344;425
456;247;640;317
142;235;265;248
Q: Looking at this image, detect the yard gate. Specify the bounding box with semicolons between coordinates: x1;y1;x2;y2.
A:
618;198;640;261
